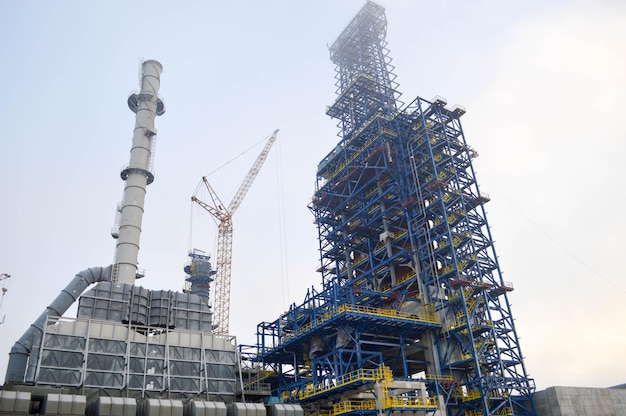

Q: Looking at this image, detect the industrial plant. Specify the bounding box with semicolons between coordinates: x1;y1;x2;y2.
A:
1;2;624;416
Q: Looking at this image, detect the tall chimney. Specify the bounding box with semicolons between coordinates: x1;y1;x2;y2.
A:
113;60;165;285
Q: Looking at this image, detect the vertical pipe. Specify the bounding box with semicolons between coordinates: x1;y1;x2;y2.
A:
114;60;165;285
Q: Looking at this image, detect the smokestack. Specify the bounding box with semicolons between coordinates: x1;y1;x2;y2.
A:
113;60;165;285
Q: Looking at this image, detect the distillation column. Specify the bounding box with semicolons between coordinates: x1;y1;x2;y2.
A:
113;60;165;285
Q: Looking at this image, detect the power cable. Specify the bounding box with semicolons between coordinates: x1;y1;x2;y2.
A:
479;171;626;294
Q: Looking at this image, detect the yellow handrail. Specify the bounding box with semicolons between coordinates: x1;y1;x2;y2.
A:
333;400;376;415
462;389;482;402
323;127;396;182
298;366;390;400
382;396;437;410
281;303;440;345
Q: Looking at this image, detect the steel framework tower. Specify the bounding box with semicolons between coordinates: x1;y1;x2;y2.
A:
247;2;536;416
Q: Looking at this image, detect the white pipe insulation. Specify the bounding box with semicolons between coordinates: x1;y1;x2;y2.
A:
114;60;165;285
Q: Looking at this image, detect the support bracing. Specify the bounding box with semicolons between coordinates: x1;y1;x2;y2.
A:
249;2;536;415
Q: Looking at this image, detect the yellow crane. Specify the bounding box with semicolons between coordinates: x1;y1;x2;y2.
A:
191;129;279;336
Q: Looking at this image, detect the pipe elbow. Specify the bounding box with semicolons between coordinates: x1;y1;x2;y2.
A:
78;264;113;286
9;340;30;356
4;264;113;384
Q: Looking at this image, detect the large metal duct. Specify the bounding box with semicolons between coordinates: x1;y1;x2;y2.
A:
5;265;112;384
114;60;165;285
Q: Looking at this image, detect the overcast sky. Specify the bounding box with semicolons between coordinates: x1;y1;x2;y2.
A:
1;0;625;391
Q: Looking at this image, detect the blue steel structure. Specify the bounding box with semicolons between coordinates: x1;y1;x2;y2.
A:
245;2;536;415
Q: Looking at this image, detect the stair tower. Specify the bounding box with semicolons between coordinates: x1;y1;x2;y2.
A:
248;2;537;415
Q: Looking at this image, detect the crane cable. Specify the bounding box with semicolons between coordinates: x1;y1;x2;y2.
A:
479;170;626;294
189;134;271;255
188;200;194;253
275;137;290;310
192;135;269;198
188;133;280;310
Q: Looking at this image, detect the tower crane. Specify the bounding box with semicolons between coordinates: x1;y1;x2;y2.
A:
191;129;279;336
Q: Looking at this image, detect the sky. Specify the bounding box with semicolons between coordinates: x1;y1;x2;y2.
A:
1;0;625;392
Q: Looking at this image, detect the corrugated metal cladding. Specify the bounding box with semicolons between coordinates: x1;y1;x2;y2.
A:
27;282;235;400
77;282;213;331
35;317;236;399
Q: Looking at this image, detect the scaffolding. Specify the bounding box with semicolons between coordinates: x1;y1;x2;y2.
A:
249;2;536;416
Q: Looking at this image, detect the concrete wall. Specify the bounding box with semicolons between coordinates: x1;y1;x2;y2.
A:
535;386;626;416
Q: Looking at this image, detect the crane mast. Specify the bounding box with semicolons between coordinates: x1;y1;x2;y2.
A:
192;129;279;336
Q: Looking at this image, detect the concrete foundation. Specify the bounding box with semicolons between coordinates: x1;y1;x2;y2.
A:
535;386;626;416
